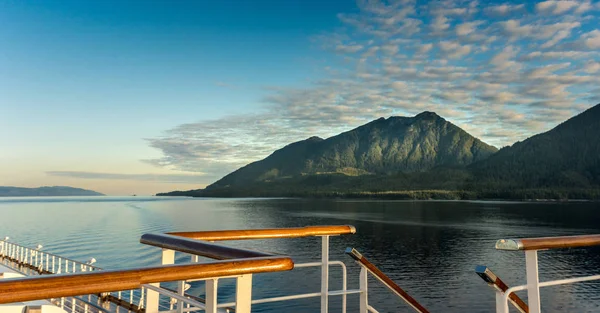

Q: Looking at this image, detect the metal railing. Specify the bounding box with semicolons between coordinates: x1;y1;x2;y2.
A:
141;225;429;313
0;238;145;313
139;226;356;313
1;225;430;313
346;248;429;313
0;239;98;275
478;234;600;313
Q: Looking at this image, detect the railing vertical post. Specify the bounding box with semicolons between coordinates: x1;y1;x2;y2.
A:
235;274;253;313
495;290;509;313
205;279;219;313
146;248;176;313
176;280;185;313
359;266;368;313
321;235;329;313
525;250;541;313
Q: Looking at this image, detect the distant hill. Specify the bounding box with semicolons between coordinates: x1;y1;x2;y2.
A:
158;104;600;200
0;186;105;197
469;103;600;192
207;112;497;189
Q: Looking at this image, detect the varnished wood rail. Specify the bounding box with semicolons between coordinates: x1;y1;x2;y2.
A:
0;256;293;304
346;248;430;313
142;226;356;261
167;225;356;241
140;233;273;260
475;265;529;313
496;234;600;251
0;226;354;309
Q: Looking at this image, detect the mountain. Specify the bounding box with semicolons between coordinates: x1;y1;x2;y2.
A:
0;186;105;197
159;105;600;200
470;103;600;191
207;112;497;189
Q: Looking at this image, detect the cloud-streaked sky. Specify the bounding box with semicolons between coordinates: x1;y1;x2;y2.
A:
2;0;599;195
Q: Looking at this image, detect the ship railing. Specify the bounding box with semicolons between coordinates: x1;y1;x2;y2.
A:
141;225;429;313
0;225;429;313
483;234;600;313
0;238;99;275
0;237;145;313
140;225;356;313
345;248;429;313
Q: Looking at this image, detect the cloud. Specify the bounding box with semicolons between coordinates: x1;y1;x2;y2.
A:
583;29;600;49
536;0;583;14
456;21;484;36
46;171;210;184
584;61;600;73
335;44;364;53
430;15;450;32
541;30;573;48
485;4;525;15
439;41;472;59
146;0;600;178
419;43;433;53
500;20;533;38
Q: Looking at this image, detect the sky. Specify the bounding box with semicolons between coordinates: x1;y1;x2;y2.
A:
1;0;599;195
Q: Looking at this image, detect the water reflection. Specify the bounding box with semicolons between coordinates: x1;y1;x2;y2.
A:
0;197;599;312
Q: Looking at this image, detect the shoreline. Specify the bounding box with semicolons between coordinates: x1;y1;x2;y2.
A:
156;190;600;202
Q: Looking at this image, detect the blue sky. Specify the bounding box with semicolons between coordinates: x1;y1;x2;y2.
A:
1;0;599;195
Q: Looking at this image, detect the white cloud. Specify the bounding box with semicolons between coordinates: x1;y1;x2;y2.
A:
485;4;525;15
575;1;593;13
419;43;434;53
583;29;600;49
541;30;572;48
584;61;600;73
381;44;399;55
430;15;450;32
501;19;533;37
335;44;364;53
147;0;600;175
439;41;473;59
526;63;572;79
490;45;520;69
456;21;484;36
536;1;580;14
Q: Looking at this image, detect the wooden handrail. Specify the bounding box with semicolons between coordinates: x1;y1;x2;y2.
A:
167;225;356;241
140;233;274;260
475;265;529;313
346;248;430;313
496;234;600;251
0;256;293;304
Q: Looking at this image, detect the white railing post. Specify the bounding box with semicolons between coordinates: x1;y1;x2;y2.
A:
146;249;176;313
495;290;509;313
525;250;541;313
235;274;253;313
321;235;330;313
359;266;368;313
205;279;219;313
176;280;185;313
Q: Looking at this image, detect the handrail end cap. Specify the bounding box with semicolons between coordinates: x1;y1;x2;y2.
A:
495;239;523;251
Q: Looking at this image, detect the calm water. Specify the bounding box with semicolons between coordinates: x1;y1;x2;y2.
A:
1;197;600;312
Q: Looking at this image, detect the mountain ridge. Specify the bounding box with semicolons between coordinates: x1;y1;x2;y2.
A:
158;104;600;200
0;186;105;197
206;111;498;189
